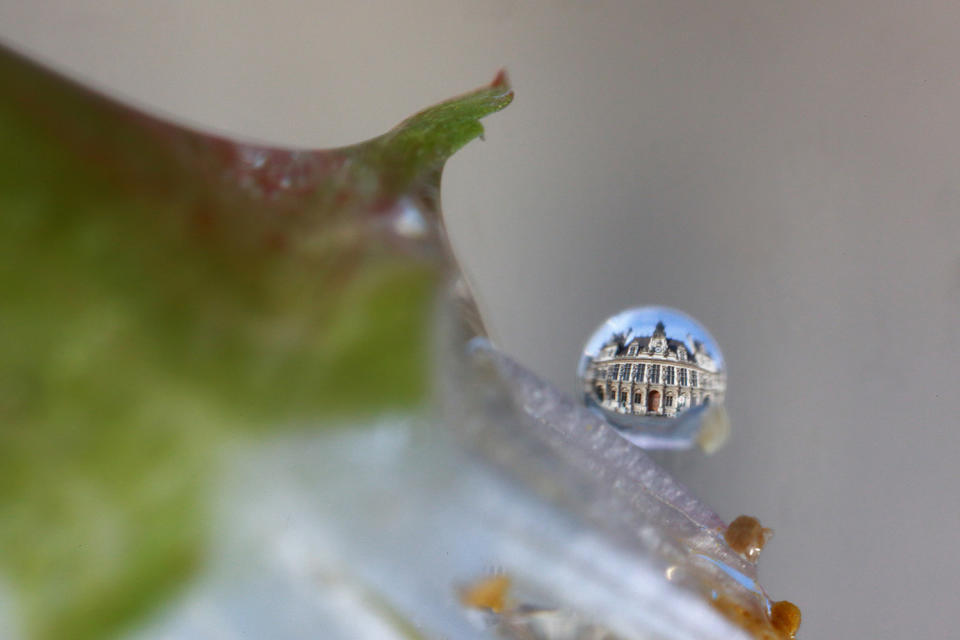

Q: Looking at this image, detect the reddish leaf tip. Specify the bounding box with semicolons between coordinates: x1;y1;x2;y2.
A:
491;68;510;89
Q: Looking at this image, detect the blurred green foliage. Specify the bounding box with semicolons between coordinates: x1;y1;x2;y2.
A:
0;47;511;639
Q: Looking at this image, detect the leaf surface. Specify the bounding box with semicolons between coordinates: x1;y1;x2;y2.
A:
0;46;511;639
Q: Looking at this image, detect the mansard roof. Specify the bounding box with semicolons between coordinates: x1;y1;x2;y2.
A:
606;335;695;361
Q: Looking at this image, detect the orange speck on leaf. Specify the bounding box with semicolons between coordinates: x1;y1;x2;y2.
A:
770;600;802;638
459;574;511;613
711;595;802;640
724;515;773;561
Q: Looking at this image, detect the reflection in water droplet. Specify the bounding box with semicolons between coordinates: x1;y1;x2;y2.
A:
577;306;727;449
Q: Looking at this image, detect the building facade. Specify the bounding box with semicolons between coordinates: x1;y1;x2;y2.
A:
583;321;725;418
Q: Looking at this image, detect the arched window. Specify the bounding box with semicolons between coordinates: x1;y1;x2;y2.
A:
634;392;642;404
665;395;673;407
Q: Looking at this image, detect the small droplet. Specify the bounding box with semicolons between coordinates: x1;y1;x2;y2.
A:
390;198;429;239
238;146;269;169
723;515;773;562
577;306;726;448
770;600;802;638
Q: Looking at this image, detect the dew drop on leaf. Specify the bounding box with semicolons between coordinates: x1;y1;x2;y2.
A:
577;306;728;450
724;515;774;562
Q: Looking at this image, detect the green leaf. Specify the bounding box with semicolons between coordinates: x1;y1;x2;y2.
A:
0;45;511;639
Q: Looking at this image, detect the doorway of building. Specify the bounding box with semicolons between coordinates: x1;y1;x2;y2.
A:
647;390;660;413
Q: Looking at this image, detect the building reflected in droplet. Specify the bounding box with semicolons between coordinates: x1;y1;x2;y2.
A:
578;307;725;423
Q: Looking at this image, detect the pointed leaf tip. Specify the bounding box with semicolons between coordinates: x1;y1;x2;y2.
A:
357;72;514;194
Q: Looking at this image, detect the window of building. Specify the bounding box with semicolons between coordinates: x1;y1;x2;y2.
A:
634;363;644;382
634;392;642;404
690;370;698;387
596;385;604;400
665;395;673;407
621;364;631;381
678;368;687;386
610;364;619;380
648;364;660;383
664;366;675;385
628;345;637;356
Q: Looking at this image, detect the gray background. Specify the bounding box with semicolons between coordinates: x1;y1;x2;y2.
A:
1;2;958;638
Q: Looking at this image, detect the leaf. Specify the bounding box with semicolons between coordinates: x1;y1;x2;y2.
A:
0;45;511;640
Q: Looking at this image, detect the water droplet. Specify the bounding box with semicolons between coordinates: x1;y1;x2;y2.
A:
770;600;802;638
723;515;773;562
577;306;727;449
390;198;429;239
239;146;269;169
